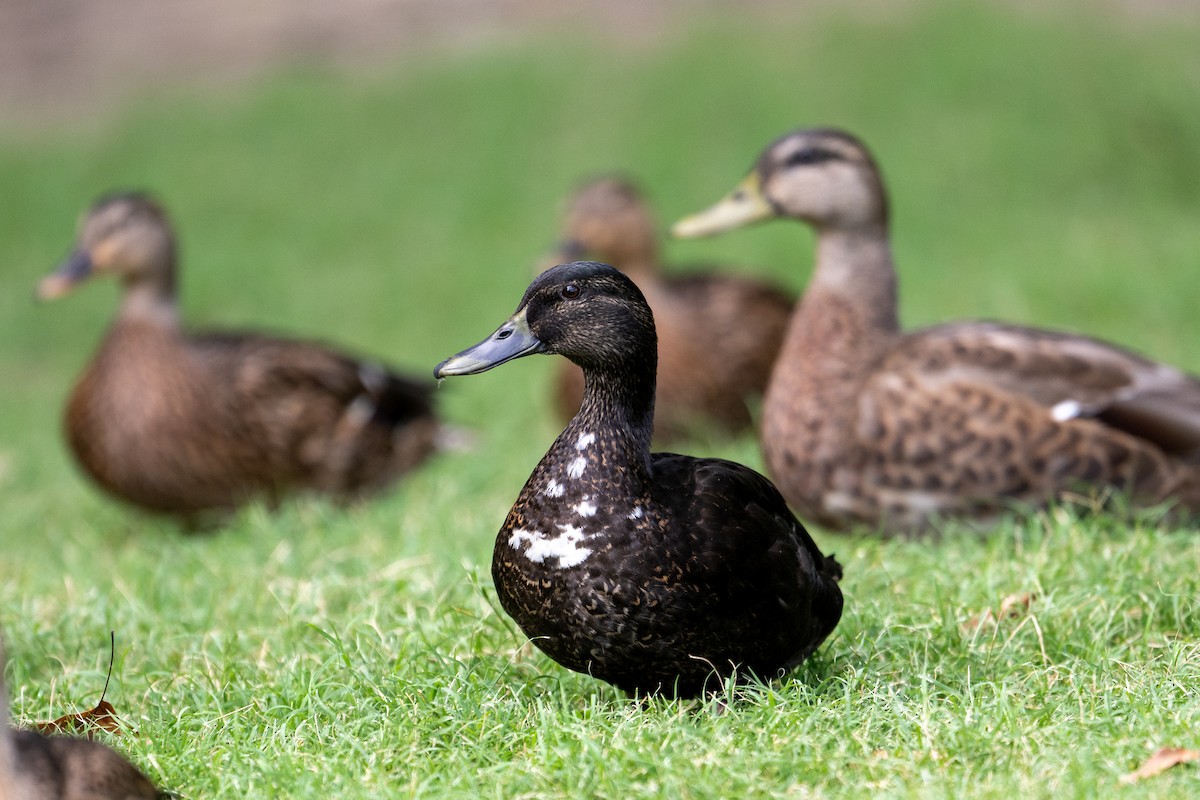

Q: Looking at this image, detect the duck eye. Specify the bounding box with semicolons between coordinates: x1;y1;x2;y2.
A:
561;284;580;299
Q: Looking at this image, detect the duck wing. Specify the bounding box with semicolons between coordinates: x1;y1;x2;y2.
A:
189;330;437;492
650;454;843;664
192;330;433;421
887;321;1200;461
664;270;794;380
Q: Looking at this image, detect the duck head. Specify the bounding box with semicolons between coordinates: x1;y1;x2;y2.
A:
37;192;176;301
542;177;659;274
672;128;888;237
436;260;656;379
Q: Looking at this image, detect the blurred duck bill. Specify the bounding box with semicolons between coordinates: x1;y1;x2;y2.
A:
36;249;94;300
671;173;775;238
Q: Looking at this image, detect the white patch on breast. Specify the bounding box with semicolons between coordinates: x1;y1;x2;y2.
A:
574;497;597;517
627;506;643;520
575;432;596;450
508;525;593;569
1051;400;1082;422
543;479;565;497
567;456;587;479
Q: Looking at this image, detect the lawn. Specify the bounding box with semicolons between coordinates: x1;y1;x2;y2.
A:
1;2;1199;797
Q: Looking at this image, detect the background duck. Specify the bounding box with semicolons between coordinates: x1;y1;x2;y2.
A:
38;192;441;523
435;261;843;698
1;640;166;800
543;176;793;441
675;128;1200;534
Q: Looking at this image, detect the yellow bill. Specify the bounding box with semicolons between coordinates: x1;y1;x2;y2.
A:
671;172;775;238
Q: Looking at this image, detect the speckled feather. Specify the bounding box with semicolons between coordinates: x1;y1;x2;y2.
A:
45;193;439;520
677;128;1200;534
438;261;842;697
546;177;793;440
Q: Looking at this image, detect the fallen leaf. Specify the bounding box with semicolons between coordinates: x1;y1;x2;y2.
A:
34;632;127;738
997;592;1034;618
1119;747;1200;785
962;593;1036;632
35;697;122;738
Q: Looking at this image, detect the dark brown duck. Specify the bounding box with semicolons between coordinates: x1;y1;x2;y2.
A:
38;192;441;522
544;177;793;441
436;261;843;697
675;127;1200;534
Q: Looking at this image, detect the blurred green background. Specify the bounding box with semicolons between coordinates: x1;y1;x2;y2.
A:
1;2;1198;797
3;0;1198;502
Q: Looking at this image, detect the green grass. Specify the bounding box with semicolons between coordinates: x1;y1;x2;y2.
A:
2;2;1199;797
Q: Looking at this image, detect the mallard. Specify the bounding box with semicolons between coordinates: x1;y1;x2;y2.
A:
1;641;166;799
674;127;1200;534
38;192;441;522
544;177;793;440
435;261;843;697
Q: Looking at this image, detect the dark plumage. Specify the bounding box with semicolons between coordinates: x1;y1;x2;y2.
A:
1;642;166;800
674;127;1200;534
544;177;793;440
38;192;440;522
435;261;843;697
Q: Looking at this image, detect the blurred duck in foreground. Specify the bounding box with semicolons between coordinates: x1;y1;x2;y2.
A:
38;192;441;524
1;640;166;799
543;176;793;441
436;261;842;698
675;128;1200;535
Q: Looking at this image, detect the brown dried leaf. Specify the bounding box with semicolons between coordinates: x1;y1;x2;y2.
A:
962;592;1036;632
33;632;130;739
34;698;122;738
1119;747;1200;785
997;593;1034;618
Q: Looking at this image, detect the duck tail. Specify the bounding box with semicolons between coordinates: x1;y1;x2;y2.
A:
370;373;436;428
823;553;844;582
350;359;435;428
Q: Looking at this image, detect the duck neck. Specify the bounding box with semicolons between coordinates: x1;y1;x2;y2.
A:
562;357;657;481
807;223;899;335
117;262;180;330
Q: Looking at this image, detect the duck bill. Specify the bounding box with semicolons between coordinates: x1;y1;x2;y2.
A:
35;249;94;301
434;307;544;378
671;172;775;238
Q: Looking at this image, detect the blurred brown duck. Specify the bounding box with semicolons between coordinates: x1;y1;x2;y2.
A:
38;192;441;522
675;128;1200;534
544;176;793;441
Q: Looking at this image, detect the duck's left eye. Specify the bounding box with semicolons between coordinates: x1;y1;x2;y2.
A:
561;284;580;299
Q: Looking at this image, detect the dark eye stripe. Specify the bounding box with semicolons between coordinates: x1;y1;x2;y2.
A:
783;147;841;168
